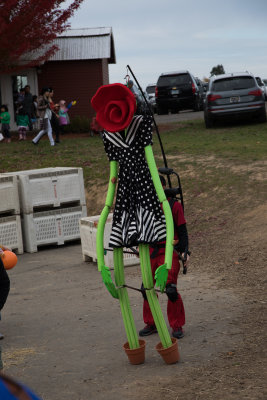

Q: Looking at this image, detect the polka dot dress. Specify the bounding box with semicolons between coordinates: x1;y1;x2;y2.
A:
103;115;166;248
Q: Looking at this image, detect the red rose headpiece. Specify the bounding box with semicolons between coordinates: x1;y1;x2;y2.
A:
91;83;136;132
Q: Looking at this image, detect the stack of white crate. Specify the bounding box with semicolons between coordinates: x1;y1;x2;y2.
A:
0;175;23;254
4;167;87;253
79;213;139;268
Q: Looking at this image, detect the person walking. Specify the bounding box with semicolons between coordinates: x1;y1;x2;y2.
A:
139;175;189;339
22;85;33;131
32;88;55;146
31;95;39;130
48;88;61;144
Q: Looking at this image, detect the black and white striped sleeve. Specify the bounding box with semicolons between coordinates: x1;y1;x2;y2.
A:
102;133;118;161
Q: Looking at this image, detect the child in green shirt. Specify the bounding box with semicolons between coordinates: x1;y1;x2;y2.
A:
0;105;11;143
16;108;29;140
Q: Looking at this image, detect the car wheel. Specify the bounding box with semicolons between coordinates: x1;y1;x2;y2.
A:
204;114;214;128
258;108;267;123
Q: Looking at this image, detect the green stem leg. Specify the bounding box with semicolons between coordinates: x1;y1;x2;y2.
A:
139;244;172;349
114;247;139;349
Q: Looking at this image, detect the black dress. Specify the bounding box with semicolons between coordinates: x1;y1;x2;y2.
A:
103;115;166;248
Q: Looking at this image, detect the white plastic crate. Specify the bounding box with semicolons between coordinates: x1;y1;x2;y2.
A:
4;167;86;213
79;214;139;268
0;215;23;254
22;205;87;253
0;175;20;215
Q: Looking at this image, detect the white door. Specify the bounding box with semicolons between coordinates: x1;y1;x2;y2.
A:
0;69;38;131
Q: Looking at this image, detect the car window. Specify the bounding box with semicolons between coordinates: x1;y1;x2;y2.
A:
212;77;255;92
146;86;156;94
157;74;191;87
256;78;263;86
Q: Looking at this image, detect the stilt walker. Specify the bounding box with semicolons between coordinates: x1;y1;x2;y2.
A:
92;83;179;364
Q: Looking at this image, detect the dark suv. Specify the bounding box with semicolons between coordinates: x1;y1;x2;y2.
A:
156;70;202;114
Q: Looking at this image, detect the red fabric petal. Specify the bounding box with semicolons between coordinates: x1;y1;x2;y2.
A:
91;83;136;132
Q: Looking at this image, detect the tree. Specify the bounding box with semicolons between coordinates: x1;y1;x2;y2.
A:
210;64;225;77
0;0;84;73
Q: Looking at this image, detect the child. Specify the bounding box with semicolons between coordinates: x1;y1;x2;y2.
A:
16;108;29;140
58;100;70;134
58;100;76;134
0;106;11;143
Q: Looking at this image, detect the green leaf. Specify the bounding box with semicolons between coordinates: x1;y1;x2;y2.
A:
101;265;119;299
155;263;168;293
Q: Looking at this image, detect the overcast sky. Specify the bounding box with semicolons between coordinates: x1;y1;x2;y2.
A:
68;0;267;89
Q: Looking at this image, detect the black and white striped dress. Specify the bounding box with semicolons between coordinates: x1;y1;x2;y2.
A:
103;115;166;248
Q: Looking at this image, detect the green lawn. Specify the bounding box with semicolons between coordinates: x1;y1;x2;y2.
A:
1;119;266;220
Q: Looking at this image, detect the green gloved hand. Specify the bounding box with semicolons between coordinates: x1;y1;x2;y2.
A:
155;263;168;293
101;265;119;299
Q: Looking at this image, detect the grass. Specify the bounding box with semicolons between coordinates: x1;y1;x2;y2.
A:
155;119;267;161
1;119;266;220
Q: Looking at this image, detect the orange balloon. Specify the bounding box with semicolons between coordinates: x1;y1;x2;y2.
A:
1;250;18;270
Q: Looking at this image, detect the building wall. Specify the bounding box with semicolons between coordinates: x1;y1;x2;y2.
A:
102;59;109;85
37;59;108;119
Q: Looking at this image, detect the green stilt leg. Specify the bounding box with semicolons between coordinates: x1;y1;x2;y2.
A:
96;161;119;299
139;244;172;349
114;247;139;349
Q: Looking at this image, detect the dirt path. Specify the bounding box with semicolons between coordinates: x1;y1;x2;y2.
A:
2;154;267;399
2;199;266;399
3;244;244;400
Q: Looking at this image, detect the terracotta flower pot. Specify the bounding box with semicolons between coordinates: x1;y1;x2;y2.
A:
155;337;179;364
123;339;146;365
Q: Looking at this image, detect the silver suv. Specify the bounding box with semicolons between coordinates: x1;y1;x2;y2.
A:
204;72;266;128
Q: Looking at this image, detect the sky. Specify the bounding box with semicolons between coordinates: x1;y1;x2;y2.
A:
67;0;267;89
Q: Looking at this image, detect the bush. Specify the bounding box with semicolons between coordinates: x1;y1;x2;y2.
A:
64;115;91;133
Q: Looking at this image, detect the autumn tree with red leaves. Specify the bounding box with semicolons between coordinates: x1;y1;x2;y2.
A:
0;0;84;73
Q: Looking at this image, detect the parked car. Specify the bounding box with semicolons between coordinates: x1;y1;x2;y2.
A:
255;76;267;100
145;83;157;113
128;80;149;115
195;77;206;109
204;72;266;128
156;70;202;114
201;81;209;105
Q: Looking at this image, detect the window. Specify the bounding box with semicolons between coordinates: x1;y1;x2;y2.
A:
212;76;255;92
146;86;156;94
158;74;192;87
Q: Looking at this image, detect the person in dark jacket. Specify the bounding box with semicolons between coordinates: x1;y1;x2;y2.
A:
22;85;33;131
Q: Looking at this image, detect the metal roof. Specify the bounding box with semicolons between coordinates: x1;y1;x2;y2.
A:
58;27;112;37
48;27;116;64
